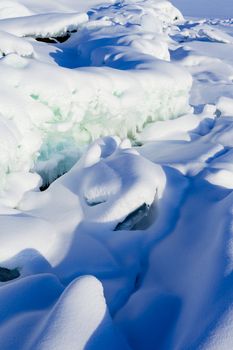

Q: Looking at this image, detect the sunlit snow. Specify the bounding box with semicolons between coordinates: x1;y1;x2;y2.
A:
1;0;233;349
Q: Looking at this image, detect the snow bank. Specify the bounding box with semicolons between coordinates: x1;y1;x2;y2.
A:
29;276;127;350
0;30;34;57
0;136;165;349
0;274;64;349
217;97;233;116
0;1;32;19
13;0;116;14
198;26;233;44
0;0;191;199
20;136;166;230
0;273;129;349
0;12;88;38
0;136;165;281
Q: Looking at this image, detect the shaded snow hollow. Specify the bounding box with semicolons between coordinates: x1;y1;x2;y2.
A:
1;1;233;350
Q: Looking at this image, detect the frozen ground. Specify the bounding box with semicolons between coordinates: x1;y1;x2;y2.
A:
1;0;233;349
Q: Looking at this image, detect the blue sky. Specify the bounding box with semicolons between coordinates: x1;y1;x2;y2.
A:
172;0;233;19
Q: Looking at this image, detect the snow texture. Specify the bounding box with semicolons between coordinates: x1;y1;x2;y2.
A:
1;0;233;350
0;0;191;196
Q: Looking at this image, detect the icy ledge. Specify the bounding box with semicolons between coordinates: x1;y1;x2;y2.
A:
0;12;88;38
0;0;191;203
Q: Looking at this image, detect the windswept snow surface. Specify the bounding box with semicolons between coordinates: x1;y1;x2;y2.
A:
1;0;233;350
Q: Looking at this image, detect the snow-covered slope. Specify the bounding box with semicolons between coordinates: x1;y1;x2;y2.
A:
1;0;233;349
0;0;191;197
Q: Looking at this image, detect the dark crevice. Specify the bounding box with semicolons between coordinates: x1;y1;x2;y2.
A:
134;272;141;290
36;34;71;44
39;171;66;192
0;267;20;282
35;30;77;44
114;194;158;231
114;203;151;231
39;183;50;191
85;198;107;206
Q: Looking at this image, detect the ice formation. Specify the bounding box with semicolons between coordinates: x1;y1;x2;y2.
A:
0;0;191;199
1;0;233;349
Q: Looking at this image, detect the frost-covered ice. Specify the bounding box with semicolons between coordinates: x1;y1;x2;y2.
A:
0;0;191;196
1;0;233;349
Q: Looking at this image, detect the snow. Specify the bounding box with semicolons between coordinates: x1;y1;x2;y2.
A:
205;169;233;189
0;30;34;57
217;97;233;117
20;136;166;230
0;0;191;194
29;276;129;350
1;0;233;350
0;1;32;19
0;12;88;38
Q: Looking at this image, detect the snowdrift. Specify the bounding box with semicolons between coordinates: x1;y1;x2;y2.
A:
0;0;191;200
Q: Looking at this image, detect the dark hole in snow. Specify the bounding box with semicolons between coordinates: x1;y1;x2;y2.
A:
36;34;70;44
0;267;20;282
114;195;158;231
39;171;66;192
40;183;50;191
133;140;143;147
85;197;107;206
114;203;150;231
35;30;77;44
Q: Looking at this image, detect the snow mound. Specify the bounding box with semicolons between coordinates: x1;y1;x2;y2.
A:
0;0;191;198
0;1;32;19
0;12;88;38
20;136;166;230
217;97;233;117
198;26;233;44
0;135;165;348
29;276;109;350
0;136;165;284
0;30;34;57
